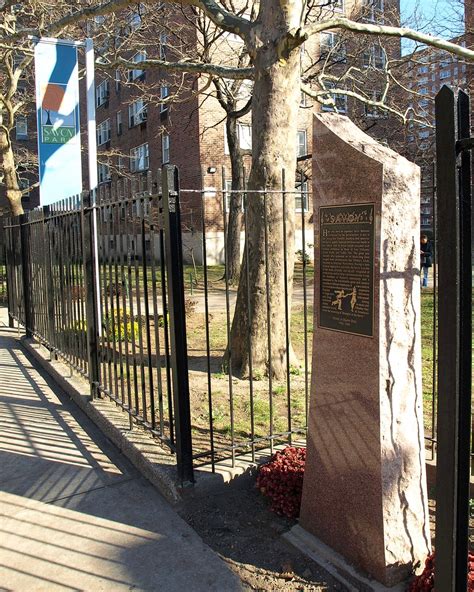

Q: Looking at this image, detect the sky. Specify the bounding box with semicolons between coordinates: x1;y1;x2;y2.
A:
399;0;464;53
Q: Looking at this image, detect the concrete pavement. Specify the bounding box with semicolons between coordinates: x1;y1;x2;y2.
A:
0;320;242;591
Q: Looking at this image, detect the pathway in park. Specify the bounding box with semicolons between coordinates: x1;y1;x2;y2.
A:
0;311;242;591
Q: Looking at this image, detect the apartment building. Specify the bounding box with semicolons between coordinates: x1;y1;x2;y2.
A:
402;2;473;231
0;0;402;247
90;0;400;262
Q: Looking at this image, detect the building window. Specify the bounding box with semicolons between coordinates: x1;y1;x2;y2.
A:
364;0;384;22
419;87;428;95
418;130;430;139
364;91;386;118
98;162;111;184
439;69;451;80
130;143;149;172
297;130;307;157
238;123;252;150
418;65;429;74
160;85;170;112
16;116;28;140
159;33;168;60
320;32;346;62
223;179;245;212
115;69;121;92
96;80;110;107
363;44;385;69
295;180;309;212
97;119;111;146
116;111;122;135
162;134;170;164
118;155;125;172
321;82;347;113
128;51;146;81
19;177;30;194
127;4;144;32
224;122;253;153
128;99;147;127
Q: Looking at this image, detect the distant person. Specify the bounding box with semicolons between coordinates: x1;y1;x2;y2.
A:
420;234;433;288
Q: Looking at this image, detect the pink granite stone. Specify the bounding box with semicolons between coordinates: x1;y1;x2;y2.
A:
299;113;431;587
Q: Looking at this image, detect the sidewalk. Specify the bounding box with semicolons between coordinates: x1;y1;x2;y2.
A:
0;319;242;591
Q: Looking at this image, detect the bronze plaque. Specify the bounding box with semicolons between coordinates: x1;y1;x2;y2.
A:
319;203;375;337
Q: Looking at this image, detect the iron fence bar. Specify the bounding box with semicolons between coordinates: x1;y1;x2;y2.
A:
221;167;235;467
300;174;310;425
263;185;274;453
82;192;100;398
162;164;194;485
434;85;470;591
19;213;32;337
243;168;255;462
141;196;156;429
456;88;472;586
159;196;175;446
430;160;438;461
148;194;165;437
281;170;292;443
200;175;215;470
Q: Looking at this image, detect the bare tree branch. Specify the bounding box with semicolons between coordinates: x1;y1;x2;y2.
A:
304;17;474;61
99;56;254;79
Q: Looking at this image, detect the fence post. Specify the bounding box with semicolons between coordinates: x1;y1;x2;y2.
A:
435;86;472;591
42;206;57;355
19;213;33;337
82;192;100;399
162;164;194;485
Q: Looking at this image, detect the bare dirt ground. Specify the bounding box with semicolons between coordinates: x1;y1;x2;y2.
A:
177;474;347;592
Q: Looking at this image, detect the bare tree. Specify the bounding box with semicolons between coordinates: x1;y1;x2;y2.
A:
2;0;473;377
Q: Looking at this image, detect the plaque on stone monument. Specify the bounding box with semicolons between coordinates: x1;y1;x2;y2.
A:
319;203;375;337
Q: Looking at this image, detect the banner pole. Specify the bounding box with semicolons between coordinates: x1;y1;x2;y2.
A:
85;38;102;334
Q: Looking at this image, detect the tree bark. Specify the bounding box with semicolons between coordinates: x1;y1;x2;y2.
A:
224;115;244;285
0;131;23;216
227;28;301;380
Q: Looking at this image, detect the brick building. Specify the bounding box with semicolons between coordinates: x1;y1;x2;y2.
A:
1;0;403;251
89;0;401;262
402;2;473;231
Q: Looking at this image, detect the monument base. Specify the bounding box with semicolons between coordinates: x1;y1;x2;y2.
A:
284;525;409;592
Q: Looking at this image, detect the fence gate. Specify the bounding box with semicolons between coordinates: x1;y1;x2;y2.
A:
435;86;472;589
4;165;194;484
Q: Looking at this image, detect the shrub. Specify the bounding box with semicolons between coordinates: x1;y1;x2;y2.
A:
408;552;474;591
256;446;306;519
103;310;139;342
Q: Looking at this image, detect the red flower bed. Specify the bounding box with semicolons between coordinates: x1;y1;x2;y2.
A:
408;552;474;591
256;446;306;519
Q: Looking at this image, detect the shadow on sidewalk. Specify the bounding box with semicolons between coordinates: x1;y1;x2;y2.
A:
0;332;241;592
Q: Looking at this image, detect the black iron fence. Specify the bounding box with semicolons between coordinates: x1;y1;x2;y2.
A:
3;155;462;488
4;166;314;481
0;218;8;308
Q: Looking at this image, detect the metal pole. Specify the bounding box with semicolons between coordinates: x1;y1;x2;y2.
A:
162;165;194;485
434;85;470;591
82;192;100;399
85;37;102;334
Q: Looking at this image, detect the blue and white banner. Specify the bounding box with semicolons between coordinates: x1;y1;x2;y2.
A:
34;38;82;205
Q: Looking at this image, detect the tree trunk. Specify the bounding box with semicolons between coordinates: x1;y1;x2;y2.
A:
224;116;244;285
227;35;301;380
0;132;23;216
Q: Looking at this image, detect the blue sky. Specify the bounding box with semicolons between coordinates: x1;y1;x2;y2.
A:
399;0;464;53
400;0;464;35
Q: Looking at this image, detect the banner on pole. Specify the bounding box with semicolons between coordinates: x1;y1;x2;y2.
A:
34;38;82;204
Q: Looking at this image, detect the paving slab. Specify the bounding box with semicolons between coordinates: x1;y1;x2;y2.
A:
0;327;242;591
